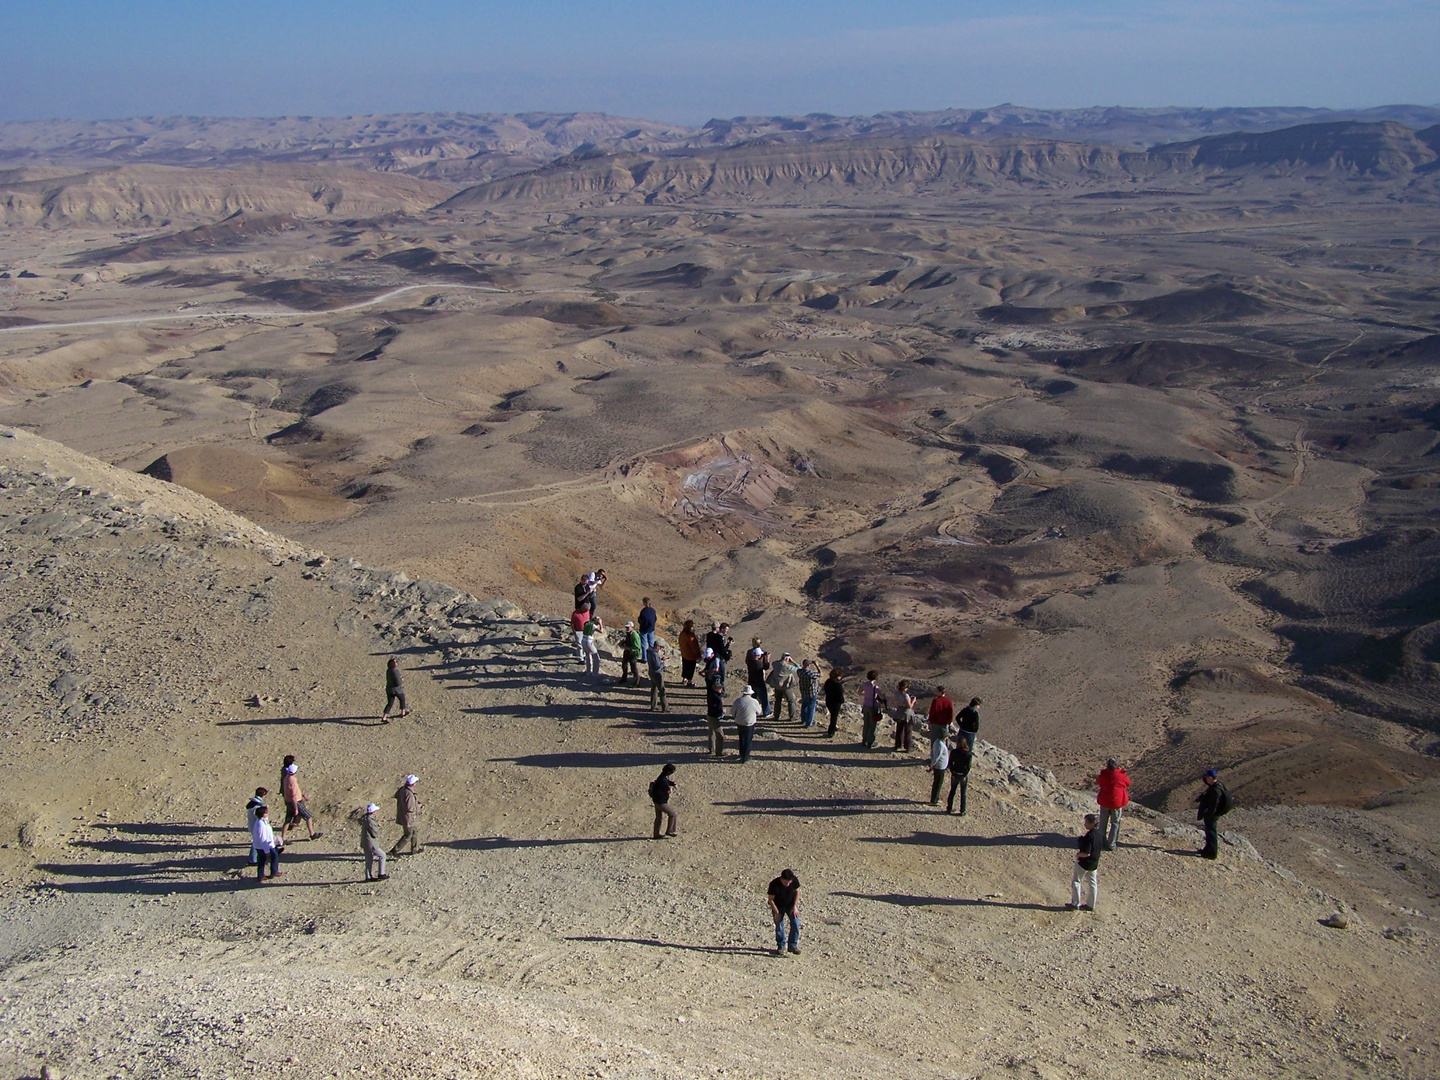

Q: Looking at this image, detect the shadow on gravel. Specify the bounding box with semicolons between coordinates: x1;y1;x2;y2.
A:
432;836;649;851
217;715;379;727
564;935;774;957
491;751;689;769
714;796;922;817
858;830;1072;849
833;890;1058;912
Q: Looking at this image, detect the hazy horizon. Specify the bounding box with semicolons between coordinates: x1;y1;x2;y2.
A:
3;1;1436;125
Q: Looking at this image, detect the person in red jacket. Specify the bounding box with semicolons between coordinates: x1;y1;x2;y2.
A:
926;686;954;746
1096;757;1131;851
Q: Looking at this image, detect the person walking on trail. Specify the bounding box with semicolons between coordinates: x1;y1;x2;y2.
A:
733;684;762;763
570;605;591;665
246;787;268;867
766;868;801;956
927;686;954;745
1096;758;1132;851
582;615;605;678
649;763;678;839
704;650;726;757
251;805;280;883
893;679;917;752
823;667;845;739
279;757;321;844
798;659;821;729
1066;813;1102;911
360;802;388;881
647;640;669;712
746;638;772;718
768;652;800;722
678;620;702;686
1195;768;1231;860
860;671;884;748
619;621;643;687
957;697;982;747
391;774;422;855
637;598;658;662
928;725;950;806
381;658;408;722
706;622;733;686
947;736;974;815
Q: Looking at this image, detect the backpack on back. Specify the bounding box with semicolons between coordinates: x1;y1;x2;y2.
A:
649;778;668;805
1215;783;1233;817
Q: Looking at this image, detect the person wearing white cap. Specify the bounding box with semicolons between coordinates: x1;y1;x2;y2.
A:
279;755;321;844
391;775;422;856
732;684;762;763
360;803;388;881
703;648;726;757
619;621;643;687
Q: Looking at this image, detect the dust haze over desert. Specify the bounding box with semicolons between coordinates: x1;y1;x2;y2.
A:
2;3;1440;1078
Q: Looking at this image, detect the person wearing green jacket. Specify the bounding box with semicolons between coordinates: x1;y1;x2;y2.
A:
618;620;643;687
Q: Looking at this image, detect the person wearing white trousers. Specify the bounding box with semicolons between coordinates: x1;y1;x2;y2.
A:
1067;813;1101;912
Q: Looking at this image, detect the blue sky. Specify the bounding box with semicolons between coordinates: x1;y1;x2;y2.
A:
2;1;1436;123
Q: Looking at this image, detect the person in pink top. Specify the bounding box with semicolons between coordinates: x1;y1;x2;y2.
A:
1096;757;1132;851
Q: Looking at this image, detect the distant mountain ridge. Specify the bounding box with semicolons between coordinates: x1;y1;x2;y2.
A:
4;104;1438;183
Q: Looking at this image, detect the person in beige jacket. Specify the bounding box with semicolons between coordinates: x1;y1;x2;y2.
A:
360;803;388;881
391;774;422;855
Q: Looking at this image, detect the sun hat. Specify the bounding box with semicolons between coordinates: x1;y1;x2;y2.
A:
365;803;379;814
742;685;754;696
405;774;419;785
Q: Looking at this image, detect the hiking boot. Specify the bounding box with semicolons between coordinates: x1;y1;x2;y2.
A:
787;946;801;955
1064;903;1078;911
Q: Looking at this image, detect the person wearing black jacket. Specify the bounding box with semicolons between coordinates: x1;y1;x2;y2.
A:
1066;813;1101;911
1195;768;1229;859
822;668;845;739
705;622;733;686
649;764;677;839
947;736;973;815
957;697;981;746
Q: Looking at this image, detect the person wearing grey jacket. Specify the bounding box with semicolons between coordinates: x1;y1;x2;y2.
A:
360;803;388;881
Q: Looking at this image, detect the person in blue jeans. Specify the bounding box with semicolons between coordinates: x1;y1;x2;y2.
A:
798;659;820;728
767;868;801;955
637;598;657;662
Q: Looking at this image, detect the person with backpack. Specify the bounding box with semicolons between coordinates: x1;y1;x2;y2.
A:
360;802;387;881
822;667;845;739
947;735;973;815
1065;813;1101;911
1096;758;1132;851
649;763;678;839
1195;768;1231;860
702;650;726;756
706;622;733;686
893;679;917;752
768;652;800;721
619;621;643;687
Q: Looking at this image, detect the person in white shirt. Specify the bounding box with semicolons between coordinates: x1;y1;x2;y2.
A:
250;805;281;882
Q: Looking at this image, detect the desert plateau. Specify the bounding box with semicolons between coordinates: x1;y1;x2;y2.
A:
0;103;1438;1079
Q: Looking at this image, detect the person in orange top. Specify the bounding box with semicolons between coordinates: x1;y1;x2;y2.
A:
678;619;702;686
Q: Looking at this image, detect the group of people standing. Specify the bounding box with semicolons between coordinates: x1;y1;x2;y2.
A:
244;757;423;884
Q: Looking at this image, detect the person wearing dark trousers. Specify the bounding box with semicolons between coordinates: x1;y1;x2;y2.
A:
250;805;280;882
947;736;973;814
926;686;954;745
361;802;387;881
733;685;761;762
381;658;408;722
928;729;950;805
637;598;657;662
704;651;726;757
766;869;801;956
1196;768;1231;859
893;679;916;751
619;621;642;687
746;638;771;718
647;641;669;712
957;697;981;747
1066;813;1101;911
823;668;845;738
649;763;678;839
678;620;701;686
246;787;267;866
860;671;883;748
706;622;733;686
391;774;422;855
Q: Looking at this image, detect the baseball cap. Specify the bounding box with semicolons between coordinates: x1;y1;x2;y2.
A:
405;774;419;785
365;803;379;814
284;763;297;775
703;647;714;658
1203;768;1218;779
